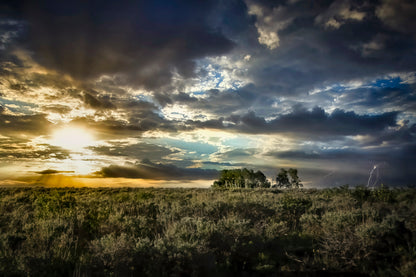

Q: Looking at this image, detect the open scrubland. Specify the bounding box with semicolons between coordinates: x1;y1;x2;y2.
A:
0;186;415;276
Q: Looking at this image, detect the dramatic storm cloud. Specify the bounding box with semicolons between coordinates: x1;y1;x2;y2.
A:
6;0;234;89
0;0;415;187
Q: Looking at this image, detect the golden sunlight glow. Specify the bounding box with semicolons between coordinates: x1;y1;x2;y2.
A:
50;126;95;151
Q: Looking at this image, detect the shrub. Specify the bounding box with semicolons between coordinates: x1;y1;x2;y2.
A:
0;187;415;276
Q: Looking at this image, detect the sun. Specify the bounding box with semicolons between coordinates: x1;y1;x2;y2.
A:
50;126;95;151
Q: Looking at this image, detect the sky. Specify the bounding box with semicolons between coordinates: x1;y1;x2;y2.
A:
0;0;415;188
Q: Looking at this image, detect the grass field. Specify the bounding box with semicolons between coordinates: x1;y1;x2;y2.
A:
1;186;415;276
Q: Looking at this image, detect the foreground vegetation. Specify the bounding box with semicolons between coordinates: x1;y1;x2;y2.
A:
0;186;415;276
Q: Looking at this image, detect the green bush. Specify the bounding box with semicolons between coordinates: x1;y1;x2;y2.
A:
0;187;415;276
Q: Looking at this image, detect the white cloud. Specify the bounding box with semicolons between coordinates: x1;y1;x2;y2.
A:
308;79;364;96
315;0;366;29
169;54;252;96
161;104;204;121
397;72;416;84
324;18;342;29
360;35;385;57
245;1;294;49
244;54;252;61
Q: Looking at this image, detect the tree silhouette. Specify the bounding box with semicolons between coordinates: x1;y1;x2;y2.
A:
288;168;302;188
276;168;290;188
275;168;302;188
212;168;270;188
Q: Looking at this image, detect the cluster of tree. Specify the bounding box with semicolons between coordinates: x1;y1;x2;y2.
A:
212;167;303;189
274;168;303;189
212;168;271;188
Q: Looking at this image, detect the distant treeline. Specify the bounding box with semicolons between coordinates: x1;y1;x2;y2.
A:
212;168;303;189
212;168;270;188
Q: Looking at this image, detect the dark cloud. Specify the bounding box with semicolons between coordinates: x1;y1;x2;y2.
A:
202;161;236;167
242;0;416;98
66;86;159;112
189;106;399;137
376;0;416;36
215;148;257;160
0;136;70;160
187;117;225;130
259;107;398;136
5;146;70;160
172;92;199;104
35;169;74;174
69;110;178;139
0;110;52;136
97;160;218;180
268;142;416;187
89;142;178;161
14;72;74;91
5;0;234;89
180;87;260;114
269;148;367;162
314;0;366;29
360;122;416;147
8;82;27;93
0;17;24;56
334;83;416;112
82;91;115;110
120;99;158;111
41;104;72;114
160;86;278;122
270;150;321;160
381;144;416;186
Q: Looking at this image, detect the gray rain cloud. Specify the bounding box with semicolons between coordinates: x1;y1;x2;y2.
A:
97;160;218;180
189;106;399;137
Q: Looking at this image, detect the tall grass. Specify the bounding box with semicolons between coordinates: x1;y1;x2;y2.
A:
0;186;415;276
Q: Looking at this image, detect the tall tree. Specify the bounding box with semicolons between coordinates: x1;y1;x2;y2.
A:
276;168;290;188
275;168;302;189
288;168;302;188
